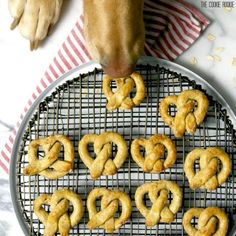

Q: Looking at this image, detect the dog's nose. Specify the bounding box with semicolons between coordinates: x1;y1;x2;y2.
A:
102;63;135;78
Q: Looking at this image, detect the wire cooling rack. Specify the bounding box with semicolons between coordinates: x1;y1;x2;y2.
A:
11;62;236;236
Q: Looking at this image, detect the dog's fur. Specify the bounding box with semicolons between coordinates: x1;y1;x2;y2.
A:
83;0;145;77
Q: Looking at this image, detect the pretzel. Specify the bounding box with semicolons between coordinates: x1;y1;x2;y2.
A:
87;188;132;233
159;90;209;137
78;131;128;180
183;207;228;236
131;134;176;173
103;72;145;110
23;135;74;179
184;147;232;191
135;180;182;227
33;189;84;236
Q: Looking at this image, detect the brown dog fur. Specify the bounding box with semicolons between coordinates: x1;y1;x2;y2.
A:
83;0;145;77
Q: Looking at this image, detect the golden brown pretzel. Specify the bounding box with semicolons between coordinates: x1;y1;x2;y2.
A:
131;134;176;173
87;188;132;233
184;147;232;190
159;90;209;137
135;180;182;227
33;189;84;236
103;72;145;110
183;207;228;236
23;135;74;179
78;131;128;180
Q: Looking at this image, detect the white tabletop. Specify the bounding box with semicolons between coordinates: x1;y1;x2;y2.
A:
0;0;236;235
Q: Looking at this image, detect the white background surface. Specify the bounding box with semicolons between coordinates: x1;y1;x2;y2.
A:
0;0;236;235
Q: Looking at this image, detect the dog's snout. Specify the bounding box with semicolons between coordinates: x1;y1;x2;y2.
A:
102;63;135;78
84;0;144;78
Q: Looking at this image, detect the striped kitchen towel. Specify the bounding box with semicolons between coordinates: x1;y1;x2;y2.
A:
0;0;209;173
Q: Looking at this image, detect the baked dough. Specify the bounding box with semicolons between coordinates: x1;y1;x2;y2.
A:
131;134;176;173
87;188;132;233
78;131;128;179
184;147;232;190
183;207;228;236
159;89;209;137
103;72;145;110
33;189;84;236
23;135;74;179
135;180;182;227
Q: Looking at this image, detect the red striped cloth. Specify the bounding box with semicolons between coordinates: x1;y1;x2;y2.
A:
0;0;209;174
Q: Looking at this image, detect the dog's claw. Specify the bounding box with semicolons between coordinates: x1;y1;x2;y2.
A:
47;24;54;36
30;40;39;51
10;18;20;30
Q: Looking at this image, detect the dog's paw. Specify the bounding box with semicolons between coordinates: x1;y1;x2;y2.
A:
8;0;63;50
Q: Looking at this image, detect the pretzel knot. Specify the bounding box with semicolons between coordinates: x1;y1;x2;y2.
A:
183;207;229;236
131;134;176;173
103;72;145;110
33;189;84;236
78;132;128;180
184;147;232;191
23;135;74;179
159;90;209;137
135;180;182;227
87;188;132;233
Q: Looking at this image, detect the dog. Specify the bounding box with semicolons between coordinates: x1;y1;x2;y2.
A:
83;0;145;77
8;0;145;77
8;0;64;51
